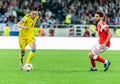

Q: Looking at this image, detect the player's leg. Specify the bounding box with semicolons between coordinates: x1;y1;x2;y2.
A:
88;50;97;71
91;44;111;71
19;49;25;70
19;49;25;63
19;39;27;70
26;41;36;64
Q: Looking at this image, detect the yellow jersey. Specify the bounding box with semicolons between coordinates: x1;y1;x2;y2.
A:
19;14;39;38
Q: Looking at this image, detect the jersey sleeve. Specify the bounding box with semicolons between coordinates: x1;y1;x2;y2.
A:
21;14;29;23
100;21;110;33
35;15;40;20
103;24;110;33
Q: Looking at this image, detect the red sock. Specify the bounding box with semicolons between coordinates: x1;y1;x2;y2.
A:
96;56;105;63
90;58;96;68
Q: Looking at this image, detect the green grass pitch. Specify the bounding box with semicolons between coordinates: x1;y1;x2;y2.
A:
0;49;120;84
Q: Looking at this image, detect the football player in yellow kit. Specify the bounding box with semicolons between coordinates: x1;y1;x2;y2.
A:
17;7;39;70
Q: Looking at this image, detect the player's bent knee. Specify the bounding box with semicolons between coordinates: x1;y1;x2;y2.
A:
31;49;36;53
88;52;94;58
93;55;97;60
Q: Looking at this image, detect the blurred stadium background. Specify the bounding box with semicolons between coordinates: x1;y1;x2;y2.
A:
0;0;120;37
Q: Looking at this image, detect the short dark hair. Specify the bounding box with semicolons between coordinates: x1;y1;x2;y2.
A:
30;7;38;11
95;11;103;17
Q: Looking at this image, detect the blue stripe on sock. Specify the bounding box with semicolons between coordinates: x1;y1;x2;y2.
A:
31;49;36;53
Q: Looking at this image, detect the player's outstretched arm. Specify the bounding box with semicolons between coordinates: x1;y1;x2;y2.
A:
17;21;28;30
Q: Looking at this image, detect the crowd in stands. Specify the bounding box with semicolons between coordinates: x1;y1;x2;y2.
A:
0;0;120;26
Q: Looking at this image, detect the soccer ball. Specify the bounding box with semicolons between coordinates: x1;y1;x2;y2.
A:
24;64;33;71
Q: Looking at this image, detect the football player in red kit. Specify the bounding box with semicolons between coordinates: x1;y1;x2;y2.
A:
88;11;112;71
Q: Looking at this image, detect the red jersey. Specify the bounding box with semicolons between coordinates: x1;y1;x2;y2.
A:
97;20;110;47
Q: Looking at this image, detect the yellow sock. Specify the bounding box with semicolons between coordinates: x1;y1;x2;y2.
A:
19;55;24;63
26;51;35;64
